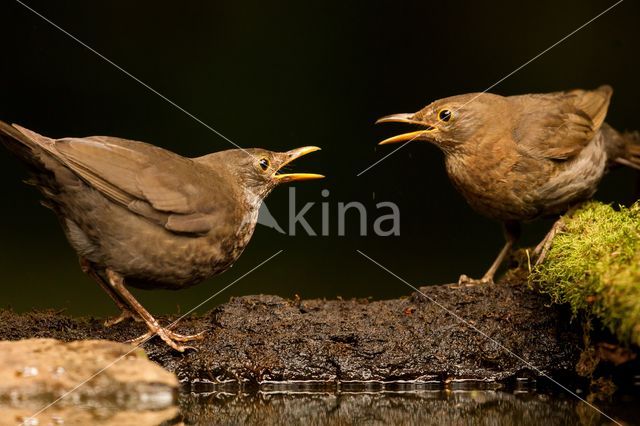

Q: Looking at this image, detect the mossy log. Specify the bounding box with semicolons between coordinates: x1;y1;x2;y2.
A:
533;201;640;347
0;283;582;384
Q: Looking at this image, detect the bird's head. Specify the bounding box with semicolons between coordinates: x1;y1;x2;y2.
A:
376;92;506;153
208;147;324;199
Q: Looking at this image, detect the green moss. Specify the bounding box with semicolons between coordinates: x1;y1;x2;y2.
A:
533;201;640;347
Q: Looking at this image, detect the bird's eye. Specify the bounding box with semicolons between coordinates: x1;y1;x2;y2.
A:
258;158;270;171
438;109;452;122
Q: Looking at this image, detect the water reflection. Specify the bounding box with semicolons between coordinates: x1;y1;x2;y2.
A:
173;386;637;426
3;387;637;425
1;403;178;426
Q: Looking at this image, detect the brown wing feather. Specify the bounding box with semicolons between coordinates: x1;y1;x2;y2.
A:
514;85;612;160
8;126;229;235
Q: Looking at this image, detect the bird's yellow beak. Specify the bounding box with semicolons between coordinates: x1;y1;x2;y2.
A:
375;113;435;145
273;146;324;182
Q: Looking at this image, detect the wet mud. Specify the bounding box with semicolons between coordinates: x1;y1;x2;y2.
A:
0;282;583;385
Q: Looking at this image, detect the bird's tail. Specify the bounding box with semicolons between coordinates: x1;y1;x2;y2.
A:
615;130;640;171
0;119;32;146
0;120;54;168
0;120;36;156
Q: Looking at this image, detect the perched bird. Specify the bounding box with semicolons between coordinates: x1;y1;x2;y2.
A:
0;122;323;351
376;85;640;285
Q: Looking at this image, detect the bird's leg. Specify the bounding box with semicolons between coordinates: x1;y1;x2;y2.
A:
533;217;565;266
533;203;585;266
105;269;205;352
79;258;141;327
458;222;520;286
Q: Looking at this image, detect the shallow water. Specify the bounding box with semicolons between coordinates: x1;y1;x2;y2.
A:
6;383;639;426
174;385;639;426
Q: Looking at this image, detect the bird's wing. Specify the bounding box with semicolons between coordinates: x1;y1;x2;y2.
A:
11;128;230;235
513;85;612;160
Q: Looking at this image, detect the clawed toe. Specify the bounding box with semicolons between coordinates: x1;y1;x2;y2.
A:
165;329;207;342
126;326;206;352
456;274;494;286
533;216;568;266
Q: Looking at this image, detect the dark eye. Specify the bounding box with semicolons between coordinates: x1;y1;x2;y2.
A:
438;109;452;122
258;158;270;171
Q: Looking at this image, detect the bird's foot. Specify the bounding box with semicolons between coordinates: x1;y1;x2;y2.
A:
455;274;494;287
533;219;566;267
103;309;142;327
127;326;206;352
533;208;580;266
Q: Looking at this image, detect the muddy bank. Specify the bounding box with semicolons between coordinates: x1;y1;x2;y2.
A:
0;282;587;384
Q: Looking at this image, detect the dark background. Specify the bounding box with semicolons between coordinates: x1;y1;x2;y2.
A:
1;0;638;316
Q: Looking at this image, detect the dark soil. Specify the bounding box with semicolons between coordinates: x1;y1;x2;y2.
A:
0;281;584;385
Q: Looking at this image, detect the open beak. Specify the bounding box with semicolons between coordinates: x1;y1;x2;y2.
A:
273;146;324;182
375;113;435;145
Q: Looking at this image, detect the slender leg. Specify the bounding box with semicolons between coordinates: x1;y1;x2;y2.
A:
533;217;565;266
458;221;521;286
532;203;584;266
105;269;205;352
80;258;140;327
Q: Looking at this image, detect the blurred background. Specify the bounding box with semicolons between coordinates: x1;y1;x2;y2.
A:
0;0;638;316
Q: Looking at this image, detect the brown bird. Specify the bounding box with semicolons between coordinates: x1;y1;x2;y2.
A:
0;122;323;351
376;85;640;285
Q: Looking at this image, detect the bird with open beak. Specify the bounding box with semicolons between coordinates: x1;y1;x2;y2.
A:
377;85;640;285
0;121;323;351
